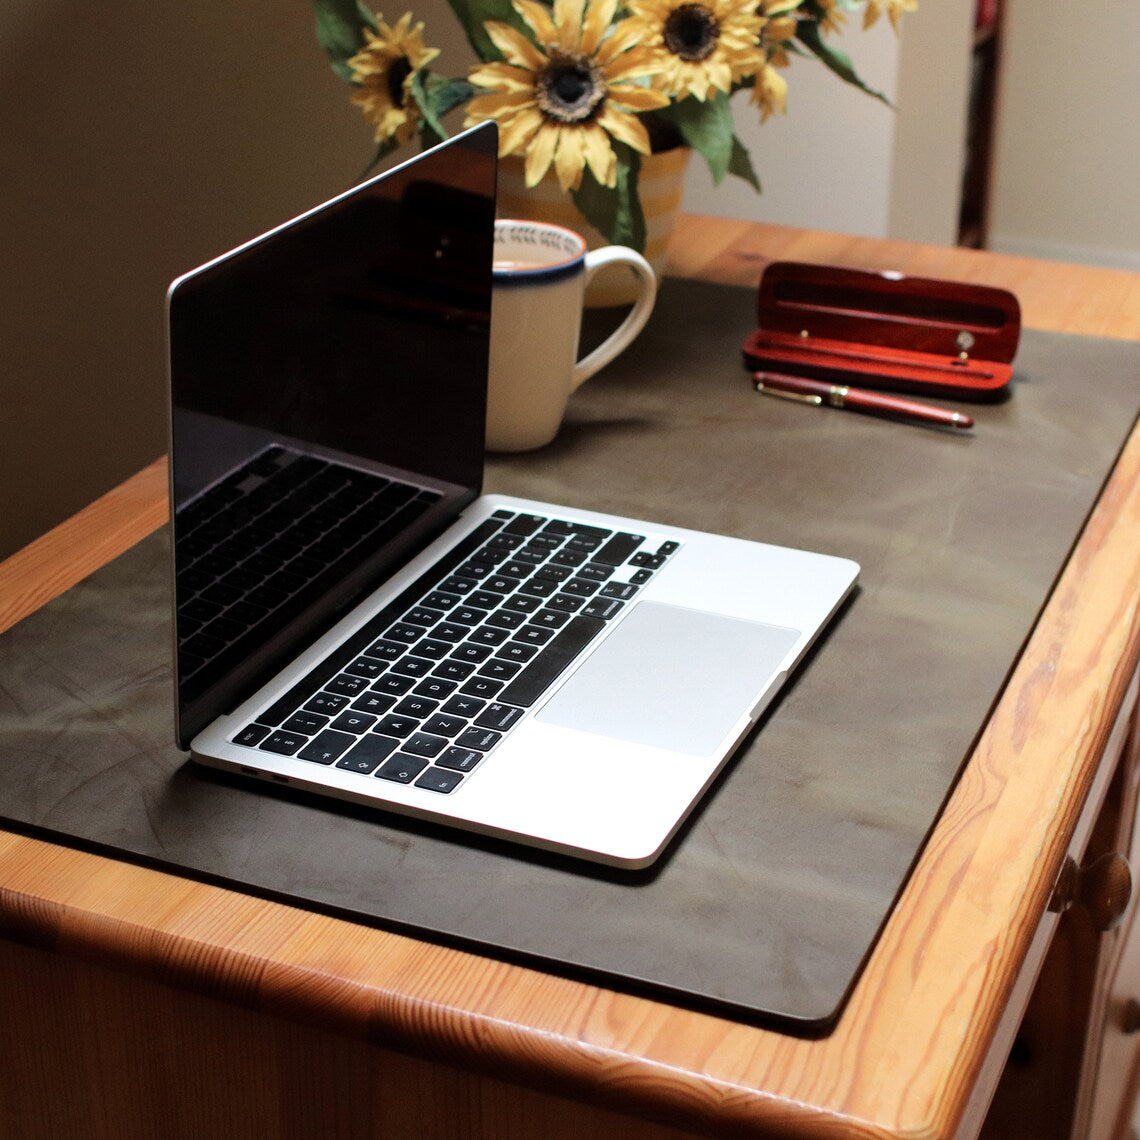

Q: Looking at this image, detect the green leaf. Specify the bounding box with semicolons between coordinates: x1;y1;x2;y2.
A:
442;0;521;61
727;135;761;192
314;0;376;81
571;145;647;251
796;19;892;106
658;92;735;185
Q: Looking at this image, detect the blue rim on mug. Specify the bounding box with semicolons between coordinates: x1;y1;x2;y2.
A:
493;220;586;286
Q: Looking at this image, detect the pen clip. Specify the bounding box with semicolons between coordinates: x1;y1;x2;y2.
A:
754;380;822;407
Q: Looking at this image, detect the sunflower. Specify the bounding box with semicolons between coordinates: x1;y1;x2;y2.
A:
625;0;766;102
464;0;670;192
863;0;918;32
749;3;799;120
347;13;440;147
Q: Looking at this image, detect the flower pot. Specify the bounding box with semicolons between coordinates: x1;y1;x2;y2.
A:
495;147;691;307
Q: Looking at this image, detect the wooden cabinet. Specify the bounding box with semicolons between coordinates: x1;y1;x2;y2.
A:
981;672;1140;1138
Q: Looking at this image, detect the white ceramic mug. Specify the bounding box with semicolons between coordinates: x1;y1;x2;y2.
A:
487;219;657;452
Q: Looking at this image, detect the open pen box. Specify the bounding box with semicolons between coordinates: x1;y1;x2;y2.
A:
742;261;1022;401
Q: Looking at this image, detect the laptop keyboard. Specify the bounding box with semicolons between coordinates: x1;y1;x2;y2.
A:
175;446;439;695
231;508;680;794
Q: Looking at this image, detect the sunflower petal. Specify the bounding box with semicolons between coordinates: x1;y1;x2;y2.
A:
554;126;588;191
498;105;546;153
513;0;558;46
581;0;619;53
552;0;587;47
596;105;651;153
466;90;536;118
580;123;617;186
524;121;561;186
484;21;547;70
608;82;671;112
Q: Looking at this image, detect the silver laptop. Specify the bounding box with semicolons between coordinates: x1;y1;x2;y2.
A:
168;123;858;869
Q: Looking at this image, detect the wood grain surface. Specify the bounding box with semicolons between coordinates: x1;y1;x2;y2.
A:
2;217;1139;1138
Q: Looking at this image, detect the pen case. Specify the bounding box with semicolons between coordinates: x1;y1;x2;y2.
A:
741;260;1021;401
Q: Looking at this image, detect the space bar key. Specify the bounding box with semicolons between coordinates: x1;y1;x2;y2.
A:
497;616;606;707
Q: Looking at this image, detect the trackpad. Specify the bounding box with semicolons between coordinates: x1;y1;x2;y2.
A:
536;602;801;756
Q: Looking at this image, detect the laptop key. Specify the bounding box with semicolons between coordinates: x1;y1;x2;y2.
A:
300;729;356;765
474;703;524;732
437;747;483;772
234;723;271;747
261;730;308;755
374;751;427;783
415;767;464;794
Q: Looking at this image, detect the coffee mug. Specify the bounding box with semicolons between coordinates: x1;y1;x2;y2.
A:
488;219;657;452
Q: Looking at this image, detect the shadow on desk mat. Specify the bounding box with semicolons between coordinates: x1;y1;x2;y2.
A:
2;278;1138;1034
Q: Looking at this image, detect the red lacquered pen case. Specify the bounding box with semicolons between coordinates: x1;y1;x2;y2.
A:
741;260;1021;401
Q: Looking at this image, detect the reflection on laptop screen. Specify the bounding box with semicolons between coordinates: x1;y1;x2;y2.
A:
168;126;498;746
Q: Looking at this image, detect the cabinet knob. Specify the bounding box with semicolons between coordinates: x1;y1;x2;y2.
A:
1049;852;1132;932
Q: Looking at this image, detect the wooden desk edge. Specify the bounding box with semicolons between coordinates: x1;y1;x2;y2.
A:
3;225;1139;1138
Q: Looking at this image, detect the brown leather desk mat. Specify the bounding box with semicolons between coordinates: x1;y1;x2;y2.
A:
2;279;1138;1033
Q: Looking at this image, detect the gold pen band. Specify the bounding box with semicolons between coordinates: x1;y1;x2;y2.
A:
755;381;823;407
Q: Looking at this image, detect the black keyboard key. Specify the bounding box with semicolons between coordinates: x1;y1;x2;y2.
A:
474;703;524;732
423;713;467;737
513;625;557;645
403;732;448;758
344;734;403;770
304;692;349;716
486;609;525;629
494;642;539;665
576;563;613;582
658;540;680;556
365;639;405;661
233;723;271;747
282;711;329;735
520;577;558;597
503;594;543;614
551;549;586;568
630;569;653;584
470;626;509;646
433;660;475;682
377;714;418;738
460;676;503;699
414;676;458;700
439;575;478;593
451;642;493;664
414;767;464;794
373;673;415;696
484;574;521;594
344;656;386;679
437;747;483;772
261;730;308;755
502;513;546;536
442;694;486;718
376;753;428;783
456;726;502;752
330;710;378;734
432;622;469;642
630;552;666;569
391;655;433;677
424;590;461;609
479;659;522;680
412;638;451;661
386;622;426;644
394;695;439;718
593;532;644;566
498;615;607;707
530;608;570;630
450;605;489;626
468;589;505;610
600;581;638;600
325;673;370;696
351;691;397;715
582;597;625;620
534;564;572;583
562;579;599;596
299;730;355;765
405;606;444;627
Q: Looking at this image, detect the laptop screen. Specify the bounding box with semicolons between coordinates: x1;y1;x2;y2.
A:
167;124;498;746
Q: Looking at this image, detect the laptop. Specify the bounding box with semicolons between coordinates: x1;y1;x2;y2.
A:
168;122;858;869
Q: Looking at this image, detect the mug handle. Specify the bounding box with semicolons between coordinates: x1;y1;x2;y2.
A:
571;247;658;389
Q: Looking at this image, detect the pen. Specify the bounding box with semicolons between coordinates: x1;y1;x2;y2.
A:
752;371;974;431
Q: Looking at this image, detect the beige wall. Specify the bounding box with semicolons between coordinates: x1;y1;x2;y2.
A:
988;0;1140;271
0;0;363;560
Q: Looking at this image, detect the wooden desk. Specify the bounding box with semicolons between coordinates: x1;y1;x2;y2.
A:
3;217;1140;1138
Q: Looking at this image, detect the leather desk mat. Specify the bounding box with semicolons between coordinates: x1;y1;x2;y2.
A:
2;279;1138;1033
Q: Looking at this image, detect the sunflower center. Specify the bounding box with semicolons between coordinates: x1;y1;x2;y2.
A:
536;50;606;124
663;4;720;62
386;56;414;106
